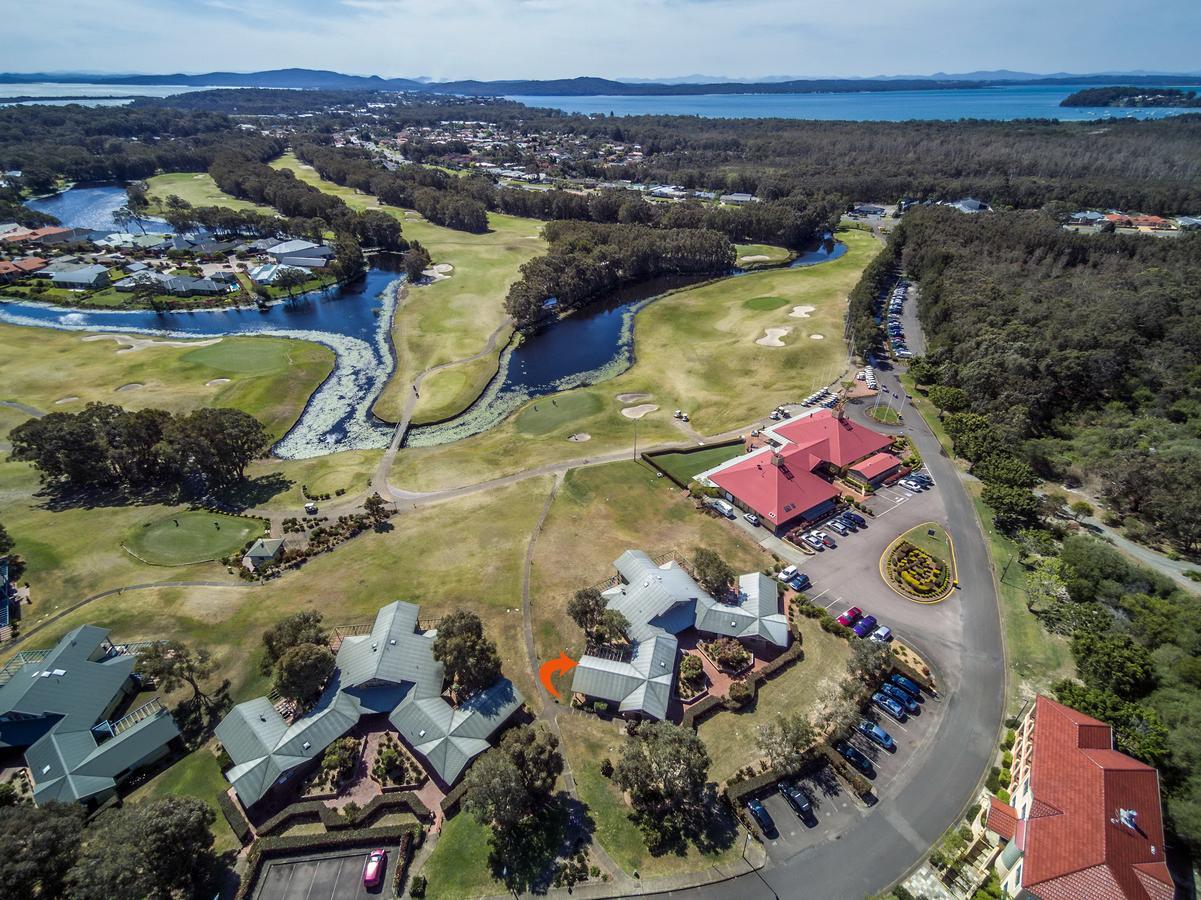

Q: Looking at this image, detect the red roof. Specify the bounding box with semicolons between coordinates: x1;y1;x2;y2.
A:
1;226;68;243
772;409;893;469
1014;696;1173;900
987;796;1018;842
709;447;837;527
849;451;901;481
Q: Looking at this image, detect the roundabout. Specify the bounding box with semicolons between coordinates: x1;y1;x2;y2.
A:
880;522;958;604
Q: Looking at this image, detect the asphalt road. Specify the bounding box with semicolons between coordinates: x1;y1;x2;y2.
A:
680;355;1006;898
255;851;383;900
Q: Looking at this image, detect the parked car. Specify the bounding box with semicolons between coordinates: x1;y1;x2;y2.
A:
746;798;777;835
844;511;867;527
363;849;387;888
880;683;920;714
870;625;893;644
857;719;896;751
817;531;836;548
872;692;908;721
788;573;812;592
304;501;318;515
899;478;923;491
827;520;848;536
837;514;859;531
852;614;879;637
834;740;875;777
744;512;761;527
890;673;923;698
837;606;862;627
777;565;799;583
802;533;824;550
780;782;816;825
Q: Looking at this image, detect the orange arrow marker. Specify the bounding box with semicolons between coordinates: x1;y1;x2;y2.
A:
539;651;578;700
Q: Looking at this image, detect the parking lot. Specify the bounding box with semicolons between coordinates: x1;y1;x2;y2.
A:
255;851;383;900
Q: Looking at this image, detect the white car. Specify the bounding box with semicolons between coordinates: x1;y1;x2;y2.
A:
777;565;798;582
802;533;824;550
745;512;761;527
815;531;836;548
900;478;923;491
827;520;848;536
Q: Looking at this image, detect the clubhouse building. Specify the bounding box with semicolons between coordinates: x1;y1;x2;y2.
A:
216;601;523;809
698;408;898;534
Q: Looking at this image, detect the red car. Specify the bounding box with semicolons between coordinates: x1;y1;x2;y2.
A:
363;849;387;888
837;606;862;627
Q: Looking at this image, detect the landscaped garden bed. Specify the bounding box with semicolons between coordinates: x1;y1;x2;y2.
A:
371;732;426;789
699;636;753;675
885;523;955;601
676;652;710;703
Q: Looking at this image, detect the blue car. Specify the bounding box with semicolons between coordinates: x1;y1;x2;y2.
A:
834;741;875;777
872;692;908;721
746;798;777;835
788;573;812;592
844;511;867;527
852;615;878;638
880;683;920;714
857;719;896;752
889;673;923;699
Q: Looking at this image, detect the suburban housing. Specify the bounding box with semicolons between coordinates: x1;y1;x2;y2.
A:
216;601;523;808
0;625;180;806
984;695;1174;900
570;550;789;720
699;409;897;533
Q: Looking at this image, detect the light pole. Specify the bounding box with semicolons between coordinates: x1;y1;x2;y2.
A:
633;416;638;459
742;829;779;899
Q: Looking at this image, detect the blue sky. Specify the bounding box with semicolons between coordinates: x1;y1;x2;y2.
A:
6;0;1198;80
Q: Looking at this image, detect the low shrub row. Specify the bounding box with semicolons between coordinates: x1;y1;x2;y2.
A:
819;743;874;800
218;791;253;846
440;778;471;817
257;791;431;836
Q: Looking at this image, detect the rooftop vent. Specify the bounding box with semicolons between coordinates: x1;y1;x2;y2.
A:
302;741;311;750
41;765;51;775
389;639;396;645
418;729;426;738
51;669;65;676
39;671;51;678
1118;809;1138;830
372;643;378;652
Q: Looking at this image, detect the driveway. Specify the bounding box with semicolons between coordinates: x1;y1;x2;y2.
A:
685;344;1006;898
255;851;382;900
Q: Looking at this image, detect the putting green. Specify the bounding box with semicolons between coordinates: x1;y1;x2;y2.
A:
743;295;790;311
514;392;604;436
123;511;264;566
180;341;295;376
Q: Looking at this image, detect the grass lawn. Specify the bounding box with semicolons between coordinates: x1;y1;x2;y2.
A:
128;746;240;854
390;228;878;492
742;295;791;311
650;444;745;484
529;462;767;682
900;522;951;563
144;171;275;215
513;391;605;436
244;451;381;514
698;625;851;784
122;510;265;566
557;713;744;878
734;243;792;266
420;811;503;899
267;152;546;424
0;323;333;441
869;405;900;424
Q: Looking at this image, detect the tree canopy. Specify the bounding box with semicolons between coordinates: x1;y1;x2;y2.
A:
273;642;335;705
432;610;503;696
692;547;735;597
260;611;328;675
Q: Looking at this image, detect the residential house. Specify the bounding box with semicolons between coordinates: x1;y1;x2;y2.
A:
852;203;886;217
570;550;789;720
1129;215;1173;230
51;264;110;289
948;198;990;214
266;240;334;269
1;226;71;245
984;695;1174;900
1068;210;1107;226
720;192;757;205
701;409;893;533
1176;216;1201;231
0;257;47;282
0;626;180;806
242;538;285;572
216;601;523;807
249;262;308;285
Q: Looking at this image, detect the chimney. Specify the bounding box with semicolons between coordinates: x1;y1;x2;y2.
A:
771;453;783;467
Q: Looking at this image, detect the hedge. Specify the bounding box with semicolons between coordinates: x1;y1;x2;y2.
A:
257;791;431;836
725;748;823;806
681;694;725;728
681;641;806;728
440;778;471;817
819;743;874;799
218;791;253;846
237;824;421;900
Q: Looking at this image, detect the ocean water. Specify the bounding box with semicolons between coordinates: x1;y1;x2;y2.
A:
506;83;1201;121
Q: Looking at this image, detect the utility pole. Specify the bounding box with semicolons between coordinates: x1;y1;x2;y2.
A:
633;417;638;460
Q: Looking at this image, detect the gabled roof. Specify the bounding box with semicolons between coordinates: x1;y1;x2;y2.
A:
571;634;678;722
772;409;894;469
267;239;332;257
1011;696;1174;900
849;451;902;481
709;447;837;527
694;573;789;645
244;538;284;560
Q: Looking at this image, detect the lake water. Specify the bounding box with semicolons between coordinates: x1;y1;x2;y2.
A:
0;83;219;107
506;83;1201;121
8;184;845;457
26;183;165;233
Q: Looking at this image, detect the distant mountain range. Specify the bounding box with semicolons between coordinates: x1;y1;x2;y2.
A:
2;68;1200;97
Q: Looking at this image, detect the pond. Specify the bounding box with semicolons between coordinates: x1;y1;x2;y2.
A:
10;184;848;457
26;183;165;233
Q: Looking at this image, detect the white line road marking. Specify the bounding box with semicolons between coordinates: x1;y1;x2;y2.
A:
809;587;830;604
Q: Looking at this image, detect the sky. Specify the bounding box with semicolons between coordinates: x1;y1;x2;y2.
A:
5;0;1199;81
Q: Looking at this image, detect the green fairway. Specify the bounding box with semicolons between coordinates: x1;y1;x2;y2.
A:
267;152;545;424
391;229;878;492
743;295;790;311
513;391;603;435
651;444;745;484
123;511;264;566
0;323;333;440
144;171;275;215
735;243;792;266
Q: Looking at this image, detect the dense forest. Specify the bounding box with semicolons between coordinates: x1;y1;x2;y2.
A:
1061;86;1201;108
504;221;733;325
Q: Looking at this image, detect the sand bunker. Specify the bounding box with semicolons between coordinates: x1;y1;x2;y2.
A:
206;378;231;386
739;254;770;263
615;392;652;403
810;334;825;340
421;263;455;283
568;433;592;442
789;305;816;318
621;404;659;419
115;383;144;392
83;334;222;354
756;327;791;347
54;396;79;405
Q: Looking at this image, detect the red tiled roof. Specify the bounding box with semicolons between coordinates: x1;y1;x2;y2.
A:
1018;695;1173;900
849;451;901;481
772;409;893;469
987;796;1018;841
709;447;837;527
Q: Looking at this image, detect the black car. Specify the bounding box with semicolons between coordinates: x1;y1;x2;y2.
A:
780;782;817;826
746;798;777;835
835;741;876;777
844;511;867;528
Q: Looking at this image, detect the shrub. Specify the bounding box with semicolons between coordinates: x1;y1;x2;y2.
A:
996;788;1010;804
705;637;752;671
218;792;252;845
1002;728;1016;750
599;757;614;778
1001;751;1013;769
409;874;427;897
726;679;755;707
